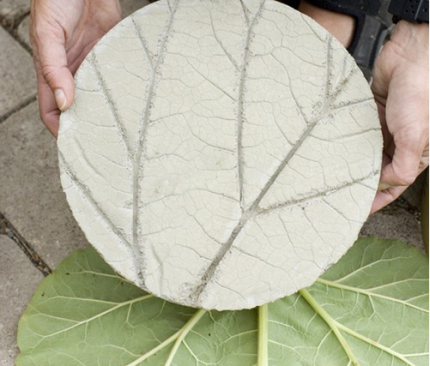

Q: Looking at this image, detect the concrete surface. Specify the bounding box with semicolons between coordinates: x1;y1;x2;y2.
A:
0;26;36;121
0;0;29;27
0;236;44;366
16;13;29;49
0;102;89;269
0;0;426;364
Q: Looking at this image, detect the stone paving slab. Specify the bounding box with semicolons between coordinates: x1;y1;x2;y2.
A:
0;102;89;269
0;26;36;120
16;13;29;49
0;236;44;366
0;0;29;27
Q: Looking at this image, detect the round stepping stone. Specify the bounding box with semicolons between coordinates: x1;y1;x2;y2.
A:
58;0;382;310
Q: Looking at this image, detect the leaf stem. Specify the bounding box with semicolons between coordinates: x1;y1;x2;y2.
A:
126;309;206;366
164;309;207;366
335;321;417;366
299;288;359;366
258;304;269;366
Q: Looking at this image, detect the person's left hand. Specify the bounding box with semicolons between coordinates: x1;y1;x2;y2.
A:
371;21;429;213
297;1;429;213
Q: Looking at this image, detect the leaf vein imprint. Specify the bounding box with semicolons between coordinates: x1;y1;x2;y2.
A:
59;152;131;249
190;0;267;303
131;0;180;287
192;33;361;302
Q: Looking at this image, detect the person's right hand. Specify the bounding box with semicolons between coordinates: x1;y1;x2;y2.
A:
30;0;122;137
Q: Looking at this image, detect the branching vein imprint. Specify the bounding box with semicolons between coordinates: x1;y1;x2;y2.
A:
189;0;267;301
132;0;180;287
193;34;362;300
58;0;382;310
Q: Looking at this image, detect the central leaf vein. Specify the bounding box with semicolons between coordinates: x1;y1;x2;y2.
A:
131;0;180;287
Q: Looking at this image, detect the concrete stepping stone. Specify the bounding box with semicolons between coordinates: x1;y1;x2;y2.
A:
58;0;382;310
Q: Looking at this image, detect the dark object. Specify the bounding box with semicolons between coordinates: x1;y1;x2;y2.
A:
389;0;429;23
277;0;301;8
304;0;393;80
421;170;429;255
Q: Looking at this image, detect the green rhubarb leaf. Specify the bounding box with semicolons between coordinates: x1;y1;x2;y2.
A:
16;238;429;366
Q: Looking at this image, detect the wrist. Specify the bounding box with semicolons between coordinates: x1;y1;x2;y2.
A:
298;0;355;47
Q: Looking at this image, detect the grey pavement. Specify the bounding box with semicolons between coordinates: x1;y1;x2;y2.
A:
0;0;29;28
0;26;36;121
0;236;44;366
0;0;426;365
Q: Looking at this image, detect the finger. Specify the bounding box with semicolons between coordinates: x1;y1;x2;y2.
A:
371;185;407;213
35;25;75;112
37;78;61;138
379;126;426;187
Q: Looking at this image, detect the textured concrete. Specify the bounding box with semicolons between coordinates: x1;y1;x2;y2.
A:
0;26;36;120
58;0;383;310
0;102;89;269
0;236;44;366
0;0;29;26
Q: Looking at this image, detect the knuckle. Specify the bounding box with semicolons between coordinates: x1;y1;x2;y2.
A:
393;171;416;186
41;64;57;83
398;175;416;186
395;126;422;146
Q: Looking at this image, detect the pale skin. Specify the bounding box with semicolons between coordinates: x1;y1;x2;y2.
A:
30;0;429;213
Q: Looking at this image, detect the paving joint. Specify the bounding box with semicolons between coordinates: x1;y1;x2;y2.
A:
0;94;37;124
1;11;32;54
1;10;29;32
0;212;51;276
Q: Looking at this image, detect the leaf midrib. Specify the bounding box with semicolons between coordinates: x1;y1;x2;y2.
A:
131;0;180;287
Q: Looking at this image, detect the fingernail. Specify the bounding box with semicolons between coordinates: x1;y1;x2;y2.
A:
378;183;392;191
54;89;67;111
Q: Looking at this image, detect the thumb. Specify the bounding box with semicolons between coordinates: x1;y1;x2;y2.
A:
35;30;75;112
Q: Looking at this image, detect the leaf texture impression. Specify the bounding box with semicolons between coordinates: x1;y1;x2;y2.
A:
17;239;429;366
58;0;382;310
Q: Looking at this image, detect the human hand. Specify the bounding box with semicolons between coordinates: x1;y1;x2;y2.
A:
298;1;355;47
30;0;122;137
371;21;429;213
